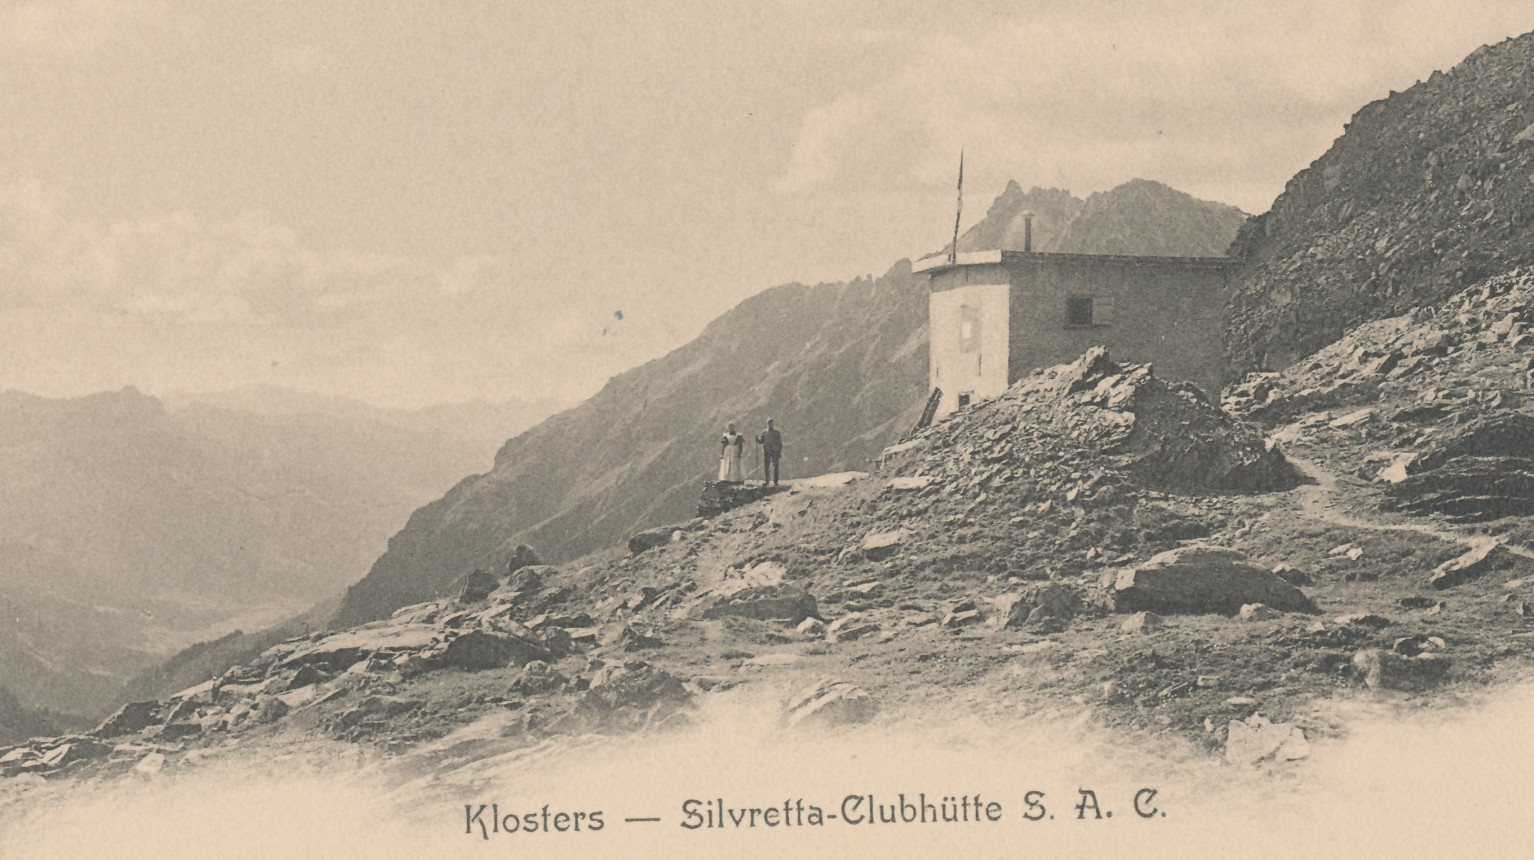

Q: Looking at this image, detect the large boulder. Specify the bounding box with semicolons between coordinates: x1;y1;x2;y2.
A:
571;664;692;734
92;701;163;738
701;584;819;625
253;694;291;724
779;679;878;731
796;617;827;637
1026;348;1301;493
276;624;441;671
1111;546;1317;615
861;530;907;561
1225;716;1310;765
616;625;665;652
458;568;500;603
627;526;678;555
696;482;787;519
509;660;568;696
1428;539;1504;589
36;738;112;770
1383;414;1534;522
1352;649;1452;690
438;630;550;670
284;664;330;691
1003;583;1082;632
506;544;543;574
1120;611;1164;632
507;564;548;594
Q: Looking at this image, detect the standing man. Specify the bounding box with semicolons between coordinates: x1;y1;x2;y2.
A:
757;418;783;486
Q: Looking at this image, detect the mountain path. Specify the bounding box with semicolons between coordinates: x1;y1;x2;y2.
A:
1287;455;1534;561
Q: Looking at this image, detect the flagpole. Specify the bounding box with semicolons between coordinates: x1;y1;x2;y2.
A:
949;149;964;264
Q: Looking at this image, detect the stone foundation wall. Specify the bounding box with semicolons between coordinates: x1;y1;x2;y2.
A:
696;481;787;518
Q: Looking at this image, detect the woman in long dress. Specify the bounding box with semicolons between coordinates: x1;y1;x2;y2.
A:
718;423;745;483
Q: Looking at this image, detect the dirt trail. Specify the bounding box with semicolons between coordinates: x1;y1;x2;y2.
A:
1288;455;1534;560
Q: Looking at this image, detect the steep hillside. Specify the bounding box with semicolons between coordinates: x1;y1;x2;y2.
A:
336;179;1249;628
334;265;932;627
0;389;557;717
1227;32;1534;373
0;686;63;748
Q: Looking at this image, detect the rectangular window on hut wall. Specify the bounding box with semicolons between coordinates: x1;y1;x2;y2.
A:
1065;296;1114;328
960;304;983;376
959;304;981;352
1065;296;1093;327
1094;296;1115;325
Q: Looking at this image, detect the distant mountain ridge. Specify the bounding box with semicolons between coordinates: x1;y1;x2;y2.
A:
335;178;1249;627
940;178;1247;258
0;387;561;717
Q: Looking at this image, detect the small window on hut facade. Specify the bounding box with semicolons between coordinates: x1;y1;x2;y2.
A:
1065;296;1094;327
1065;296;1114;327
1094;296;1115;325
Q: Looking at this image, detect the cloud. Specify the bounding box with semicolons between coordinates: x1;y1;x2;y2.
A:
771;0;1531;212
774;95;880;193
0;0;163;58
0;187;407;324
436;255;514;297
0;180;689;407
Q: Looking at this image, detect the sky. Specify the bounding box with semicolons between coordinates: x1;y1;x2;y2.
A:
0;0;1528;408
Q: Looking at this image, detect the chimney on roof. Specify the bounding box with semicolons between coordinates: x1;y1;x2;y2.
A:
1023;212;1033;252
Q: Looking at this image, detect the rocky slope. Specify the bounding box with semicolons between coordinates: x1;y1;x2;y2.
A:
337;180;1248;629
1227;32;1534;373
11;326;1532;789
1226;267;1534;545
0;347;1309;776
0;388;557;720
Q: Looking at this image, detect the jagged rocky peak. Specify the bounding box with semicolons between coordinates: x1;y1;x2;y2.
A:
1226;30;1534;375
950;178;1246;257
1056;180;1247;257
954;181;1082;254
